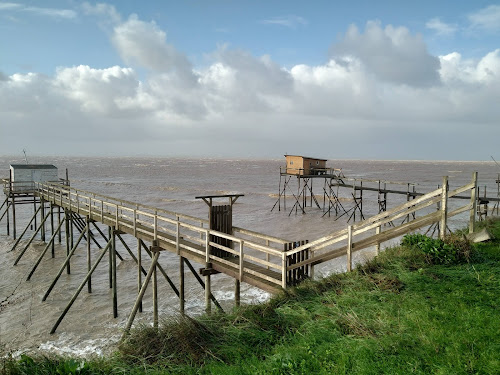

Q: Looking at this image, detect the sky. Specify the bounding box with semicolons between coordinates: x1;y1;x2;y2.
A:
0;1;499;160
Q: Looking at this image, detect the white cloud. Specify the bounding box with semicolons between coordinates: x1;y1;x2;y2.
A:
1;15;499;159
111;15;196;85
468;5;500;33
261;15;307;28
439;49;500;84
0;3;21;10
0;3;76;19
81;2;121;24
53;65;140;114
331;20;440;87
426;18;457;36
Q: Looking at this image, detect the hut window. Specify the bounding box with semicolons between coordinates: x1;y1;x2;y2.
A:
316;161;319;165
290;161;293;165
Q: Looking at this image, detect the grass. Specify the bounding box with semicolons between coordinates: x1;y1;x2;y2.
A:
2;219;500;374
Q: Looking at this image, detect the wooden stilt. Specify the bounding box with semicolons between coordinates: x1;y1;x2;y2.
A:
123;250;160;336
439;177;448;240
137;238;142;313
26;217;67;280
50;203;55;257
235;279;240;308
87;216;92;293
40;197;46;242
179;256;185;315
42;221;90;301
13;209;51;265
469;172;478;234
347;225;353;272
112;227;118;318
9;205;42;253
152;248;158;328
57;205;61;243
183;258;224;312
65;209;71;274
50;238;113;333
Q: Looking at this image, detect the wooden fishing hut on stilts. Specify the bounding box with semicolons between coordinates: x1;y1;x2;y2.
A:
271;155;347;216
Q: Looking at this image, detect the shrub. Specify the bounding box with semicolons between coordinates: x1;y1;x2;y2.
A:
401;233;472;265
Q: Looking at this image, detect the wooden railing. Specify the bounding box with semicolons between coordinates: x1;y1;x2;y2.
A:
282;174;478;275
34;182;289;292
28;173;477;292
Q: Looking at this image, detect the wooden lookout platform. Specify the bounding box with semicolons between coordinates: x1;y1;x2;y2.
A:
0;166;488;337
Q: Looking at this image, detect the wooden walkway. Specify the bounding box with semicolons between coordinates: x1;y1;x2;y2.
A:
1;172;480;334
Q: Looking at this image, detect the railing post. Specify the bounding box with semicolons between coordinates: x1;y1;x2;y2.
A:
239;240;244;281
205;229;211;314
375;225;381;255
281;249;287;289
176;216;180;255
440;176;448;240
347;225;353;272
469;172;478;234
154;211;158;241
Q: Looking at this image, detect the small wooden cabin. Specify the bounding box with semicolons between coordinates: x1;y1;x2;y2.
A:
285;155;327;175
9;164;58;192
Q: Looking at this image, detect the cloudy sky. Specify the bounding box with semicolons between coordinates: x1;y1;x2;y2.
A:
0;1;499;160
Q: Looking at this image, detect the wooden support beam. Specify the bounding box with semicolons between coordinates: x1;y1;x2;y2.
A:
26;217;67;280
41;221;89;301
13;209;51;265
123;250;160;336
50;238;113;333
8;204;42;253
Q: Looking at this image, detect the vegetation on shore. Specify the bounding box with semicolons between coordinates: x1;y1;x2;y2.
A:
2;219;499;374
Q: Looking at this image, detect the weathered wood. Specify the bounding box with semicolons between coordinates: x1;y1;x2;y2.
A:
123;250;160;335
8;204;42;253
26;217;67;280
13;209;52;265
50;238;113;333
347;225;352;272
470;172;478;234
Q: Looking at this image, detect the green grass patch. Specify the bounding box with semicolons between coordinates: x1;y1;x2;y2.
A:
3;219;500;374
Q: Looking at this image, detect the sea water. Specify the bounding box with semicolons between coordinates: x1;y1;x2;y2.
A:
0;156;498;357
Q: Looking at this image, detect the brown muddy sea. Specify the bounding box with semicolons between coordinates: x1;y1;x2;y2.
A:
0;156;498;357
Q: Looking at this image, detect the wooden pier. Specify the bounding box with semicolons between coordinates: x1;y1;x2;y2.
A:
0;170;488;336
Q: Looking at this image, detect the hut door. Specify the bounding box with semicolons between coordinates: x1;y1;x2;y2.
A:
210;204;233;258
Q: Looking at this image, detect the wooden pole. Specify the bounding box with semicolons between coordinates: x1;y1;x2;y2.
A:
108;226;112;289
347;225;353;272
26;217;67;280
50;203;55;257
137;238;142;313
112;227;118;318
13;209;51;265
11;190;16;240
469;172;478;234
152;249;158;328
205;230;211;314
9;204;42;253
50;238;112;334
40;197;46;242
235;280;240;308
87;216;92;293
179;256;184;315
439;176;448;240
123;251;160;336
57;205;61;243
375;225;381;255
65;209;71;274
42;221;89;301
